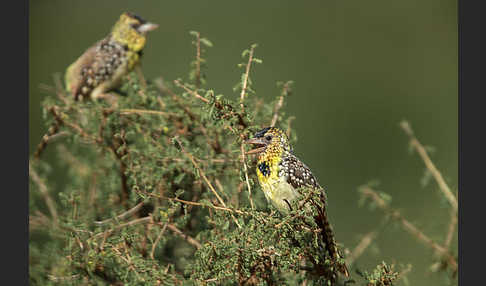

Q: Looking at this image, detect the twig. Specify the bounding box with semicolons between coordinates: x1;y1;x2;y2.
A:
33;103;68;160
33;123;66;160
173;137;242;228
444;201;458;249
165;223;202;249
45;131;69;142
52;73;69;105
172;79;248;128
194;31;202;88
56;145;90;177
359;186;457;272
48;274;80;282
107;129;130;209
97;108;114;144
150;223;168;260
346;231;378;266
49;106;97;144
396;264;413;283
92;216;153;239
174;80;209;103
119;108;172;117
286;116;296;138
139;190;249;215
157;96;166;110
160;156;234;165
139;190;246;214
94;202;145;226
270;81;292;127
29;162;59;225
170;197;245;214
135;65;148;91
198;123;223;154
239;45;256;111
400;120;457;213
88;171;98;209
154;78;197;121
270;94;285;127
240;143;254;209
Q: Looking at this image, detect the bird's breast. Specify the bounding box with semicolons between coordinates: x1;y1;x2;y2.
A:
256;161;299;213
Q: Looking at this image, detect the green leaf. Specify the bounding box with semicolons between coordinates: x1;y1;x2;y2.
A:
200;38;213;47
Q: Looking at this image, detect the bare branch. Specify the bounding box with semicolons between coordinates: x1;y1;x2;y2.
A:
120;108;172;117
172;137;242;228
239;45;257;111
165;223;202;249
154;78;197;120
33;122;68;160
346;231;378;266
270;81;292;127
286;116;296;138
444;201;458;249
359;186;457;272
92;216;153;239
94;202;145;226
174;79;209;103
29;162;59;225
150;223;168;260
194;31;202;88
172;79;248;128
240;143;254;210
49;106;97;144
400;120;457;213
135;65;148;91
138;190;249;216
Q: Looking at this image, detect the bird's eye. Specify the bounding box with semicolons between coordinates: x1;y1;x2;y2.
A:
265;135;272;141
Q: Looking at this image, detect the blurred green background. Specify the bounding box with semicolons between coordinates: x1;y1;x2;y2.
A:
30;0;457;285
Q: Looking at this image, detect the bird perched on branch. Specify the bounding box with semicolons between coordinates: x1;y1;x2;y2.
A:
65;12;158;102
245;127;349;278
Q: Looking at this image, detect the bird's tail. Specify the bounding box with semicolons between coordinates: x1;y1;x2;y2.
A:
314;203;349;277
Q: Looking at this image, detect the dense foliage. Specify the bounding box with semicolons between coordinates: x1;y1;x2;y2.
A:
30;33;450;285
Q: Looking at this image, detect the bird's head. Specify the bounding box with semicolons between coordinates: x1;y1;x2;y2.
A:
245;127;292;158
111;12;158;51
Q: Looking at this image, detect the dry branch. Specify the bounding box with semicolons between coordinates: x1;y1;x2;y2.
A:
359;186;457;272
239;45;256;111
346;231;378;266
120;108;172;117
240;143;254;210
173;137;242;228
194;31;202;88
165;223;202;249
444;203;458;249
29;162;59;225
400;120;457;213
138;190;249;216
94;202;145;226
150;223;168;260
270;81;292;127
174;80;209;103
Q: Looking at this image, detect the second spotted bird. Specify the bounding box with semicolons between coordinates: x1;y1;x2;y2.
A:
65;12;158;101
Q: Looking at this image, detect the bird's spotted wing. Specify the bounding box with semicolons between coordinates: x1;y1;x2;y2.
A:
68;39;126;100
279;154;321;190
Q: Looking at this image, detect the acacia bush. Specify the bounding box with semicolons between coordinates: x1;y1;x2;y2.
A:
29;32;455;285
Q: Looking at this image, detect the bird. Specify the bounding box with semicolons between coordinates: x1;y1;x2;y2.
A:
65;12;158;102
245;126;349;278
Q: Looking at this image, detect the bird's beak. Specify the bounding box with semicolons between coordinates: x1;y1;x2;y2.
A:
244;138;267;155
137;22;159;33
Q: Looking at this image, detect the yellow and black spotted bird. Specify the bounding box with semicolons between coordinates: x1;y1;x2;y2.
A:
65;12;158;101
245;127;349;277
